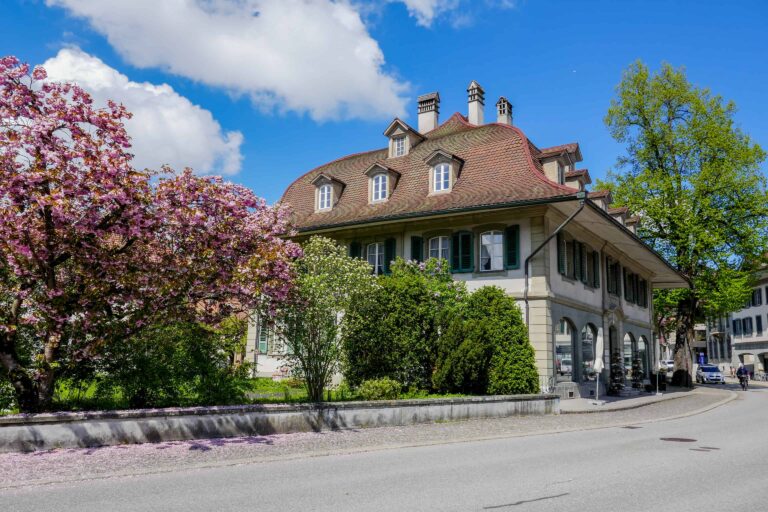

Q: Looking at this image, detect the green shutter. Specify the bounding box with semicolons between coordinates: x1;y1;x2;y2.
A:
580;244;588;284
410;236;423;262
451;232;473;273
574;242;582;281
349;241;361;259
384;237;396;274
557;233;565;275
592;251;600;288
504;225;520;269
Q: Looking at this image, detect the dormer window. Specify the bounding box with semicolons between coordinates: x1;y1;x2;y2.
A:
434;163;450;192
318;184;332;210
384;118;424;159
425;149;463;195
372;174;388;202
364;163;399;204
394;136;405;157
557;162;565;185
311;173;345;212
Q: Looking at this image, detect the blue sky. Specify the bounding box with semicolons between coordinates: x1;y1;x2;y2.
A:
2;0;767;203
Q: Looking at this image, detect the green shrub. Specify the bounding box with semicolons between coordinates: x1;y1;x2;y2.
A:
343;258;466;389
358;377;402;401
95;322;251;409
434;286;539;395
0;379;17;413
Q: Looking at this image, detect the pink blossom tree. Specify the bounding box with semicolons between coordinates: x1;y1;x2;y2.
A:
0;56;299;412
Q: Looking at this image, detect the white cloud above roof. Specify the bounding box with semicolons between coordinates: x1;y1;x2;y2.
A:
43;48;244;175
46;0;409;121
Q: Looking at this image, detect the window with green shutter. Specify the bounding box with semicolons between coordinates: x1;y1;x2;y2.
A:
410;236;423;262
349;241;362;259
557;232;566;275
574;241;582;281
451;231;473;273
592;251;600;288
580;244;588;284
504;225;520;269
384;237;396;274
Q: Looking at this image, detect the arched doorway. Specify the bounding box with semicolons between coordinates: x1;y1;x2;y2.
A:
580;324;598;382
637;335;649;382
555;317;576;383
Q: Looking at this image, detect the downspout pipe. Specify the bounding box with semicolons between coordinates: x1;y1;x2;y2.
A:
523;192;586;328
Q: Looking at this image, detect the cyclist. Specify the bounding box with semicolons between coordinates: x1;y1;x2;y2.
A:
736;364;749;391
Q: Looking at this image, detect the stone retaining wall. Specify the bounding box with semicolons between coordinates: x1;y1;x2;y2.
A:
0;394;559;453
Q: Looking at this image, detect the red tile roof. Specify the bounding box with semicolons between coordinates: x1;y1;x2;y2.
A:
537;142;580;159
588;190;611;199
281;113;579;231
608;206;629;215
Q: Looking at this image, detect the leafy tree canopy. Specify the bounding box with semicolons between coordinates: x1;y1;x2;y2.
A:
598;61;767;377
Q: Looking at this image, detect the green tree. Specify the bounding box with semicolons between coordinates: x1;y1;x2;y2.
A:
277;237;376;402
434;286;539;395
343;258;466;390
599;61;768;384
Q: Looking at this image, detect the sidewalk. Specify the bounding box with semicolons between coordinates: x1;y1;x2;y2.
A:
560;386;696;413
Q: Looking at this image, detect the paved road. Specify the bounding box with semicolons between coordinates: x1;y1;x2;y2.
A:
1;386;761;511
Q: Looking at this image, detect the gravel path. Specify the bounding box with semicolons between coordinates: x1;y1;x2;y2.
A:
0;388;733;490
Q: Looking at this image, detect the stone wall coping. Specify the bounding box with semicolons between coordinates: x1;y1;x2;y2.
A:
0;394;557;427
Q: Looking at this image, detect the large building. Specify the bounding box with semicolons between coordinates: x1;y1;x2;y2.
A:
705;271;768;375
246;82;689;397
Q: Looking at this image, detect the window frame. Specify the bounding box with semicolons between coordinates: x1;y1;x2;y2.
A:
367;242;385;275
394;136;406;157
479;230;504;272
317;183;332;210
371;173;388;202
433;162;451;192
428;236;450;261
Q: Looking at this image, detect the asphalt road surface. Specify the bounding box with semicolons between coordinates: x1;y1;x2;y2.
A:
2;386;762;511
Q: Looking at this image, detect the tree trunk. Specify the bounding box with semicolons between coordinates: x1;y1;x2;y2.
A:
0;331;60;412
672;296;696;388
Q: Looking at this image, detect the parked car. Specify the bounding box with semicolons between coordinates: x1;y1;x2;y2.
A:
696;365;725;384
661;360;675;372
560;359;572;376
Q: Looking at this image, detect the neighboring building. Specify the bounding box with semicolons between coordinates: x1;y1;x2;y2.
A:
706;271;768;374
247;82;689;396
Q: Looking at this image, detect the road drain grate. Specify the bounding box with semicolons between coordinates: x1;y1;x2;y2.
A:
660;437;697;442
689;448;710;452
622;426;642;429
699;446;720;450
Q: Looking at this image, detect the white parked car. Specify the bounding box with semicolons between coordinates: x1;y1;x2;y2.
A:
661;360;674;372
560;359;572;376
696;365;725;384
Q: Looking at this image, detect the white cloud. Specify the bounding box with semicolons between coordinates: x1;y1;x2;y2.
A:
43;48;244;175
393;0;460;27
46;0;409;121
391;0;516;28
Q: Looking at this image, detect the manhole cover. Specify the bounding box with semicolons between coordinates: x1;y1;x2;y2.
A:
660;437;697;443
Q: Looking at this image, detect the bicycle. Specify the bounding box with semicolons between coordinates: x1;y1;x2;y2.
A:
739;374;749;391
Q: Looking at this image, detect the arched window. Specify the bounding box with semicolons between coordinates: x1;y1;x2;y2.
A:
367;242;385;275
434;163;450;192
480;230;503;271
555;317;576;383
372;174;388;201
429;236;449;261
318;184;332;210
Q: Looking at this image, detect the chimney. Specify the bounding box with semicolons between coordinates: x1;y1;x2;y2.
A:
417;92;439;133
467;80;484;125
496;96;512;125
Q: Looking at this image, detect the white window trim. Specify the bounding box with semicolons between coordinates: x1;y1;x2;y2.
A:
367;242;385;275
394;136;406;157
371;173;388;202
317;183;332;210
432;162;451;193
479;230;504;272
428;236;450;261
